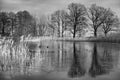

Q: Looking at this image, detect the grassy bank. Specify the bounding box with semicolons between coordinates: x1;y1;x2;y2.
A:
1;34;119;43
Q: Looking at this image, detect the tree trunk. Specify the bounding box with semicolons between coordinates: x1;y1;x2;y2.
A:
11;21;14;36
73;24;76;38
2;25;5;35
11;25;13;36
73;32;76;38
62;33;63;37
104;31;108;37
61;30;64;37
104;32;107;37
58;29;60;37
94;29;97;37
57;22;60;37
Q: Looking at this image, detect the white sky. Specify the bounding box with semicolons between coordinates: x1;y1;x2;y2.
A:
1;0;120;17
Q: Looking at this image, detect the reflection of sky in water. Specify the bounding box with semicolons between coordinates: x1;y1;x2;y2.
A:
0;41;120;80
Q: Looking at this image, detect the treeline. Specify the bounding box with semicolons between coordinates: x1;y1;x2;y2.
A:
0;3;119;38
0;11;37;37
50;3;119;38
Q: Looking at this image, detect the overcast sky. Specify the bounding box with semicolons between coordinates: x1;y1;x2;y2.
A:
1;0;120;17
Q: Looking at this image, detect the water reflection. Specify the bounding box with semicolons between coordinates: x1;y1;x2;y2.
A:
27;43;37;59
68;42;85;78
89;43;107;77
0;41;119;80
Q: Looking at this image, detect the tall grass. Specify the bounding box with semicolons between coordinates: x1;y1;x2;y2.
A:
0;41;43;77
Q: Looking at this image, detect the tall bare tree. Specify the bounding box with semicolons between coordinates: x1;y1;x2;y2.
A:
47;21;56;36
60;10;68;37
51;10;68;37
88;4;108;37
102;9;119;36
37;16;48;36
67;3;87;38
51;10;61;37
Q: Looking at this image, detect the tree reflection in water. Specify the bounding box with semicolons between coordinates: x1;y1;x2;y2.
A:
0;73;5;80
89;43;113;77
0;41;118;80
68;42;85;78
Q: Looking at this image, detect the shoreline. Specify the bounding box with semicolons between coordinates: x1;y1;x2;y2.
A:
23;37;120;43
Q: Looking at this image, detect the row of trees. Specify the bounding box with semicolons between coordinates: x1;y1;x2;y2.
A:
51;3;119;38
0;11;53;38
0;3;119;38
0;11;37;37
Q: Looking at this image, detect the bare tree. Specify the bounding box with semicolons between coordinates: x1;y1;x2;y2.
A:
102;9;119;36
51;10;61;37
67;3;87;38
88;4;108;37
51;10;68;37
37;15;48;36
60;10;68;37
47;21;56;36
